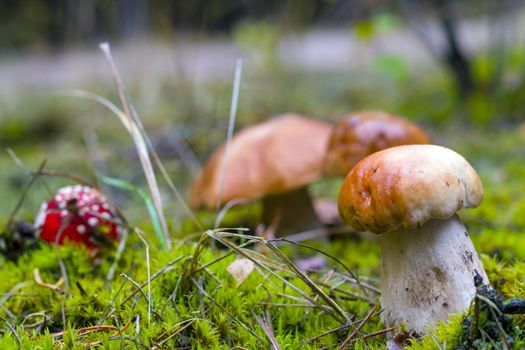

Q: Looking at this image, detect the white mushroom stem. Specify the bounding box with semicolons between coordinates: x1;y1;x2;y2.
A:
380;214;489;335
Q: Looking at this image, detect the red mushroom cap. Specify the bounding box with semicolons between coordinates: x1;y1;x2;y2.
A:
35;185;123;248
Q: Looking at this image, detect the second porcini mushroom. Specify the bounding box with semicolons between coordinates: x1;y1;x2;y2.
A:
190;114;332;236
338;145;489;334
323;110;431;178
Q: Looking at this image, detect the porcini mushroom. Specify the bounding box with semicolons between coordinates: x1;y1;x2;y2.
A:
323;111;431;177
317;111;430;226
337;145;489;334
35;185;124;249
190;114;332;236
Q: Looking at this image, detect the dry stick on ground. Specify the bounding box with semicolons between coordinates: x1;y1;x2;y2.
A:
33;269;65;294
360;327;396;340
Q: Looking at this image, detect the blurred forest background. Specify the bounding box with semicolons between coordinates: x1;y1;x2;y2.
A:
1;0;525;227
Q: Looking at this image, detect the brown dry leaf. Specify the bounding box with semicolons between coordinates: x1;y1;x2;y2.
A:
227;258;255;286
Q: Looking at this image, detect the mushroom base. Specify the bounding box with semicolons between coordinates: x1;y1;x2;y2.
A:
262;186;322;237
380;214;489;335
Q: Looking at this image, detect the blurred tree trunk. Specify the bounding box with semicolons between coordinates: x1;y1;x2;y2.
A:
116;0;149;37
431;0;474;97
399;0;475;97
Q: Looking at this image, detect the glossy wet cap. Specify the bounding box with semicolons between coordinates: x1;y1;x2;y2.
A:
338;145;483;233
190;114;332;209
323;111;431;177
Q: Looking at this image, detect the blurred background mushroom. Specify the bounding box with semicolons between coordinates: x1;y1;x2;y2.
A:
322;110;431;178
314;110;431;228
189;114;331;236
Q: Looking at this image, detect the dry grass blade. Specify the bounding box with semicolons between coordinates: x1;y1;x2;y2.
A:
0;282;33;311
7;148;94;186
151;318;196;349
99;42;171;250
314;280;375;303
120;273;149;307
0;315;22;347
135;228;151;326
427;329;446;350
21;312;51;329
216;58;243;211
337;306;377;349
255;311;281;350
265;241;354;324
119;256;185;306
271;238;368;296
214;198;250;228
106;227;129;285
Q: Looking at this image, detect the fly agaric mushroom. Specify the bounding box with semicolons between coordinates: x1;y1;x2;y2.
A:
35;185;124;248
323;111;431;177
337;145;489;334
190;114;332;236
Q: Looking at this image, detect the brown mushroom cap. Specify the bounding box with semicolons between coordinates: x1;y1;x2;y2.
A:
338;145;483;233
190;114;332;209
323;111;431;177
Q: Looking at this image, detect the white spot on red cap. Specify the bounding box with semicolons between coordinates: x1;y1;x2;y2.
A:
34;202;48;228
88;217;99;227
77;225;86;234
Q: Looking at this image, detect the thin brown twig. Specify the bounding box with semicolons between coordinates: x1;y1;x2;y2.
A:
33;268;65;294
361;327;395;340
5;158;47;230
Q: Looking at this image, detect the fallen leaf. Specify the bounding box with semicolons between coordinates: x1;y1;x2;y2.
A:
227;258;255;286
